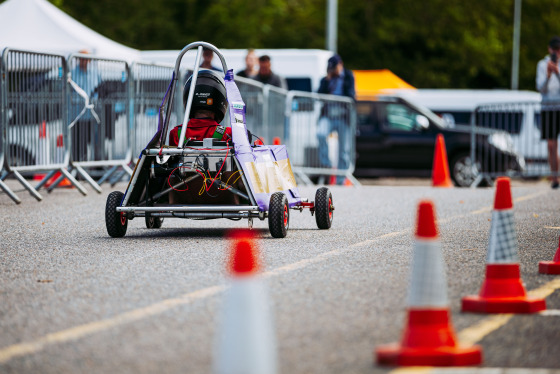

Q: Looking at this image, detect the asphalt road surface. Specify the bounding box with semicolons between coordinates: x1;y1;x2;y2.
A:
1;178;560;374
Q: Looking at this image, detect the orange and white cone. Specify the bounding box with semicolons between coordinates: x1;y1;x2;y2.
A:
462;177;546;313
432;134;453;188
213;230;278;374
375;201;482;366
539;235;560;274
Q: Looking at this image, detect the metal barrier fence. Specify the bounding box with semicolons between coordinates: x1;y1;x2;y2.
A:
130;62;175;160
264;85;287;145
0;49;360;204
285;91;358;185
235;76;265;142
470;100;550;186
0;49;87;202
65;54;132;192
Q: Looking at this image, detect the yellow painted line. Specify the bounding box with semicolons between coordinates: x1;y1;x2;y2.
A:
0;285;226;364
390;277;560;373
527;277;560;299
457;314;514;346
457;277;560;346
470;206;493;215
514;190;548;203
0;190;550;364
544;226;560;230
391;367;433;374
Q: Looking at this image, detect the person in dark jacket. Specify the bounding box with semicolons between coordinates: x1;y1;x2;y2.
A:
317;54;355;184
254;55;287;89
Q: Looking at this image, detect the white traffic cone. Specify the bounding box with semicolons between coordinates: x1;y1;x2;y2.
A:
213;230;278;374
462;177;546;313
376;200;482;366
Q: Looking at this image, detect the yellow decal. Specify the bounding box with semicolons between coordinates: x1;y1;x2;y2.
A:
244;158;297;194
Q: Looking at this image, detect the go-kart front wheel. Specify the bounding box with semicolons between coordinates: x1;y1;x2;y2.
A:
315;187;333;229
145;214;163;229
105;191;127;238
269;192;289;238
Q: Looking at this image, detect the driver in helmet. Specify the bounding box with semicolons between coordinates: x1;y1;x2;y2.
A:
169;69;231;146
169;69;242;205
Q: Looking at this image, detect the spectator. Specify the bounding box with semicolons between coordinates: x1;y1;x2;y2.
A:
69;50;101;162
254;55;286;89
200;47;223;72
537;36;560;188
236;49;259;79
317;54;355;185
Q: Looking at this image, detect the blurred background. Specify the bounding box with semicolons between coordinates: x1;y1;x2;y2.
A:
31;0;560;90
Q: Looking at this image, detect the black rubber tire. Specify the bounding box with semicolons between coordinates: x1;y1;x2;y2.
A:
105;191;127;238
145;214;163;229
268;192;289;238
450;152;480;188
315;187;333;229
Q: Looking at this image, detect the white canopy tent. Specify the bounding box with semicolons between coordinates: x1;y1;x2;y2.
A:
0;0;139;61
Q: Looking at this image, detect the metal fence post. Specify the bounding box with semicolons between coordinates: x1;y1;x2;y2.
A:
0;47;21;203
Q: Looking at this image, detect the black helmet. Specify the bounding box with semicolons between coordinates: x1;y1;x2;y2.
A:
183;69;228;123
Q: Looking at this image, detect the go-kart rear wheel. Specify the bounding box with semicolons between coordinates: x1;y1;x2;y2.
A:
105;191;127;238
315;187;333;229
269;192;289;238
145;214;163;229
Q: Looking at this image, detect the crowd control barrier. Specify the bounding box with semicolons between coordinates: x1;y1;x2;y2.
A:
130;62;175;160
263;85;288;145
0;49;360;205
62;54;132;193
0;53;20;204
0;49;87;202
234;76;265;142
470;100;551;186
285;91;359;185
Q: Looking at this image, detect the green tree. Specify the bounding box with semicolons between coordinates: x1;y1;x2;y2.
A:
3;0;560;89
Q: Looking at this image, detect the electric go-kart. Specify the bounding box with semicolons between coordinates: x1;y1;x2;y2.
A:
105;41;334;238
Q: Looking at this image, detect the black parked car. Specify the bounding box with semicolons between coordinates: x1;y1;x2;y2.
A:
354;96;525;187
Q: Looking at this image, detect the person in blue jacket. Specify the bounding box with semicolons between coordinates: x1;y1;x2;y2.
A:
317;54;355;184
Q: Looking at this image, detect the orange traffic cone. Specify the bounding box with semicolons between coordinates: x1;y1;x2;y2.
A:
539;235;560;274
432;134;453;188
462;177;546;313
213;230;278;374
272;137;281;145
343;178;353;187
375;201;483;367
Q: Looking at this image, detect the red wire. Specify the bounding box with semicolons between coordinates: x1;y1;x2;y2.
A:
167;140;232;193
205;141;229;192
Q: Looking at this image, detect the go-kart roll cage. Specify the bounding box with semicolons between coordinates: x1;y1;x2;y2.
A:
115;42;304;221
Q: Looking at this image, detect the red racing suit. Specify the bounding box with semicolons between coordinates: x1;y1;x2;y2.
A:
169;118;232;146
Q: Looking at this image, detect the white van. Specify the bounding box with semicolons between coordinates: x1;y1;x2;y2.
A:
140;48;333;92
388;89;540;124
